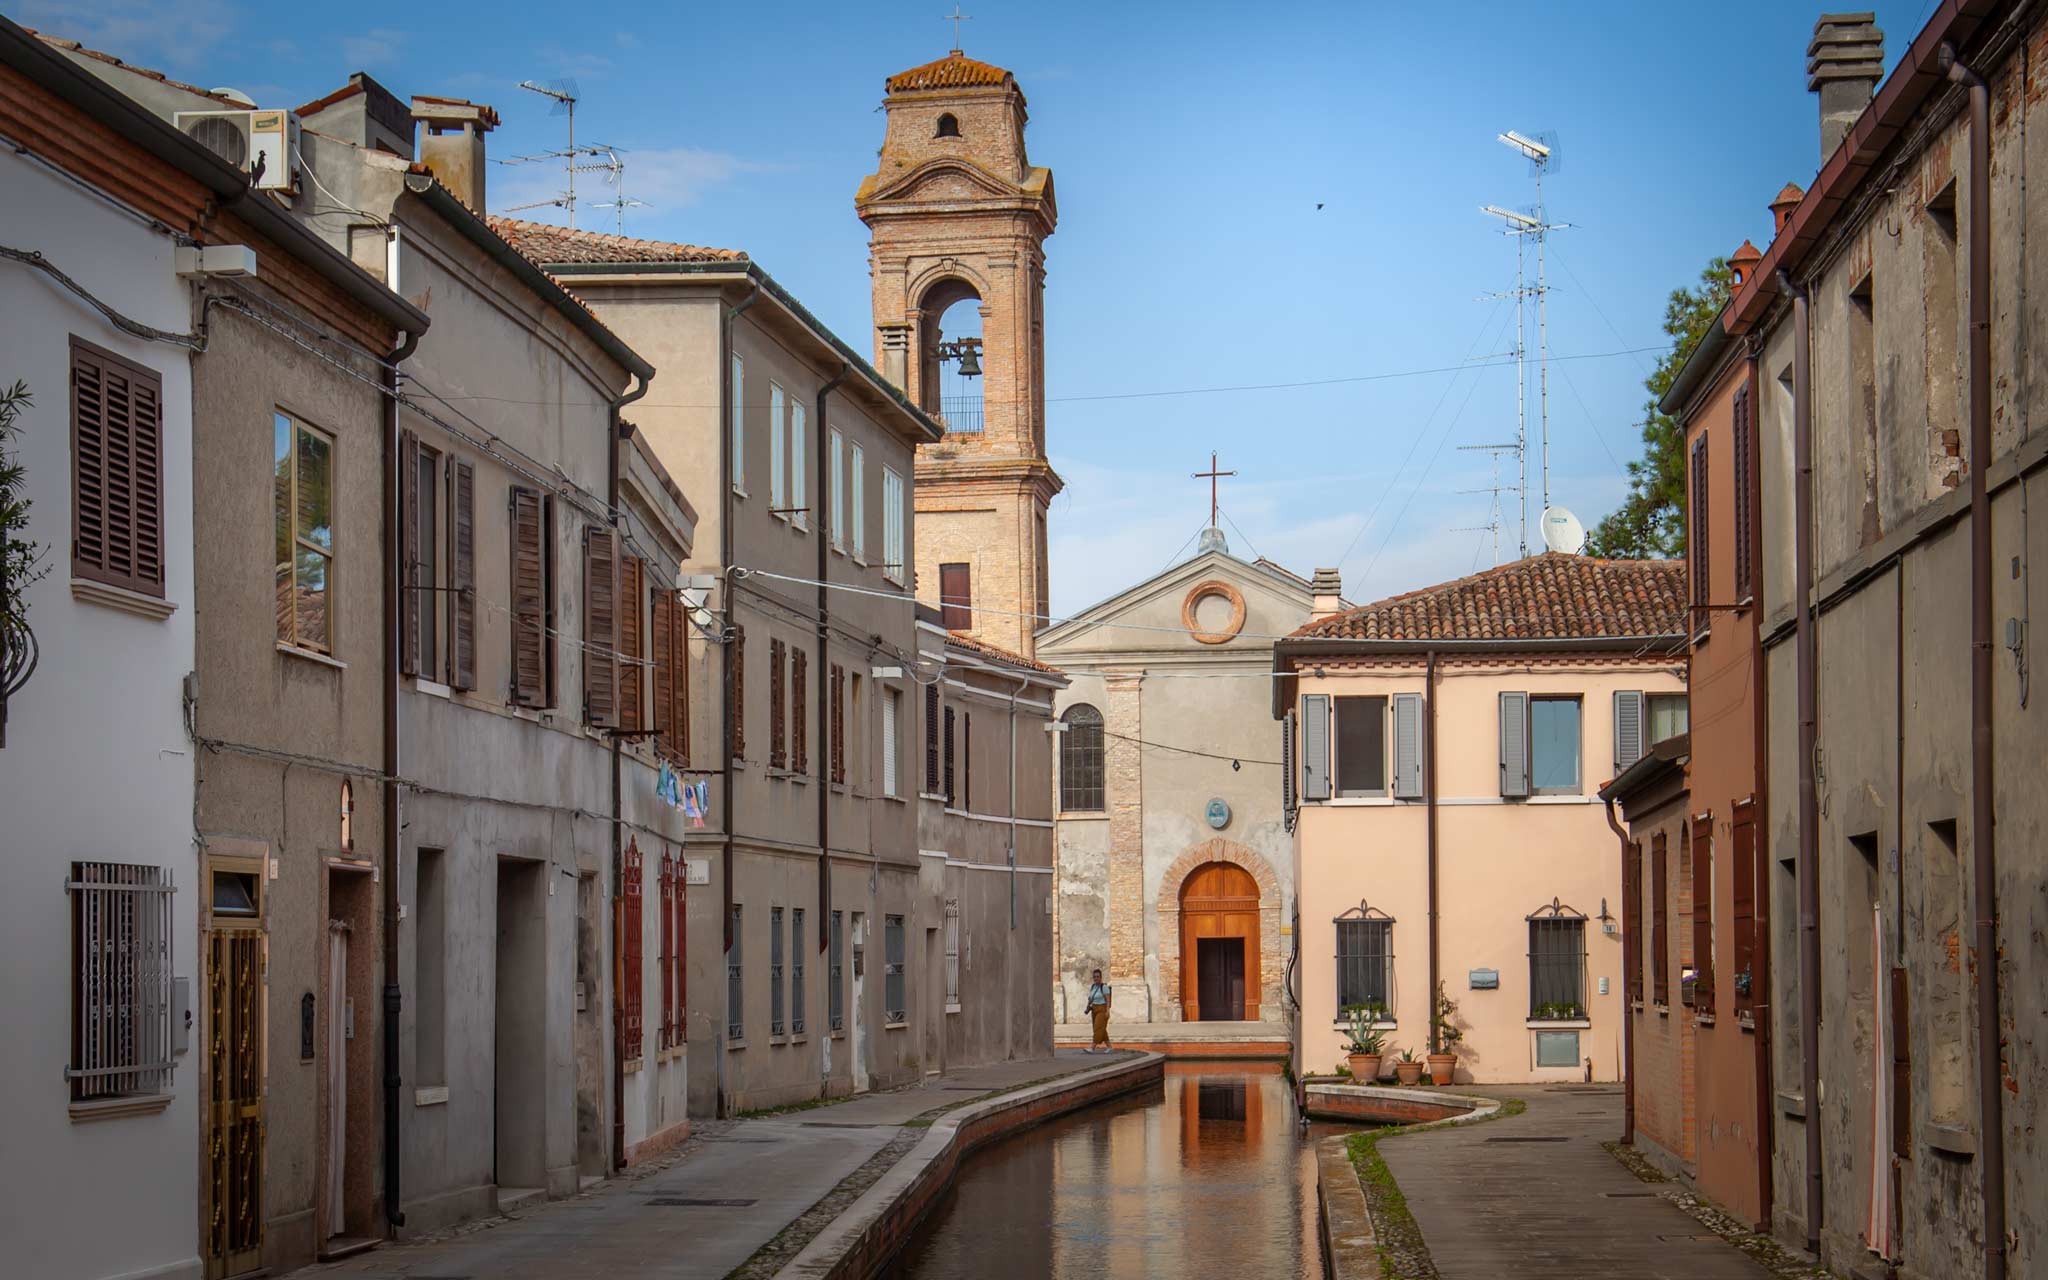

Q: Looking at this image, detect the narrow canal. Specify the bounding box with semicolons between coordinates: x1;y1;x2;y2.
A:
885;1062;1349;1279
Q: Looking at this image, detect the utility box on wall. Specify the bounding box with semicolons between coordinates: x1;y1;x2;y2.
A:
1467;968;1499;990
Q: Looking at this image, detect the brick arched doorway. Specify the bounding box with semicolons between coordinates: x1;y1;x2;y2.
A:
1178;862;1261;1021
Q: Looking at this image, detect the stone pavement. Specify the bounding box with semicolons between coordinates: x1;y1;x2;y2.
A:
305;1049;1135;1280
1378;1085;1773;1279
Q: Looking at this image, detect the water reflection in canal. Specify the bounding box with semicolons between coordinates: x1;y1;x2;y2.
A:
886;1062;1349;1280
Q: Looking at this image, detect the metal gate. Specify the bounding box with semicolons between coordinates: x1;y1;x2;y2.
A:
206;927;264;1278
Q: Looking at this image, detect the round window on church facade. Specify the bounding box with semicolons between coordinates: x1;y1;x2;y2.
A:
1181;579;1246;644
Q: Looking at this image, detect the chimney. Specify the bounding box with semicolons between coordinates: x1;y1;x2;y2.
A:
1310;568;1343;622
1808;13;1884;164
411;95;500;214
1729;240;1763;290
300;73;414;159
1770;182;1806;235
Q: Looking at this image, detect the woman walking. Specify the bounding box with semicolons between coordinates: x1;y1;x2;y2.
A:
1086;968;1112;1053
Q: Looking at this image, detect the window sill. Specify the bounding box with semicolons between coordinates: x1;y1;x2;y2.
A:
1525;794;1592;804
884;1021;909;1031
831;542;846;557
726;1037;747;1052
882;793;907;805
1777;1090;1806;1119
852;554;869;568
72;577;176;620
1695;1013;1717;1028
1924;1123;1976;1157
946;1003;962;1015
623;1056;645;1075
1526;1018;1592;1029
831;1029;846;1040
789;773;810;786
69;1093;172;1123
733;486;750;500
1737;1010;1756;1032
278;641;346;670
831;783;848;795
1331;1019;1398;1030
414;1084;449;1106
1654;1002;1671;1017
412;676;452;699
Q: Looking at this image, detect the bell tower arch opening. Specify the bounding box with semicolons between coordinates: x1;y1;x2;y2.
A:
858;49;1062;656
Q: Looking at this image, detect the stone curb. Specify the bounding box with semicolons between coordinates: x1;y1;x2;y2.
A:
772;1052;1167;1280
1303;1083;1501;1126
1318;1133;1379;1280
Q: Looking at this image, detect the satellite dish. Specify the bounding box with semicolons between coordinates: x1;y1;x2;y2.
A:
1540;506;1587;554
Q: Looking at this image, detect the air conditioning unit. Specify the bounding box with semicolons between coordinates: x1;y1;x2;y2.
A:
174;109;299;192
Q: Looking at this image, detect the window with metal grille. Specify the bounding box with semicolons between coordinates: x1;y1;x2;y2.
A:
944;900;961;1008
275;411;336;652
619;839;644;1060
939;562;971;631
770;905;785;1036
71;338;166;600
829;910;845;1032
924;681;941;795
1528;904;1588;1018
68;862;175;1101
728;904;744;1040
1334;910;1394;1014
1059;704;1103;811
659;851;685;1049
791;908;806;1035
884;914;906;1024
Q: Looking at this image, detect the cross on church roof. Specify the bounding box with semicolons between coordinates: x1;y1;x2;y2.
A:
1192;451;1236;529
945;4;971;52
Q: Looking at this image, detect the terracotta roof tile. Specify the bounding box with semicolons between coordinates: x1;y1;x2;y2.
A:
886;51;1012;93
486;216;746;266
28;28;246;108
945;630;1062;676
1291;553;1687;643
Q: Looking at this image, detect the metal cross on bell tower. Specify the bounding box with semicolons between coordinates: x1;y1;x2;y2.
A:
1192;452;1236;529
945;4;971;52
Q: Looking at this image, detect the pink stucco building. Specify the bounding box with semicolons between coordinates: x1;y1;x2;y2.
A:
1273;554;1688;1083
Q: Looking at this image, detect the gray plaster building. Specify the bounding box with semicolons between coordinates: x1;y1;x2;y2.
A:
1039;526;1337;1033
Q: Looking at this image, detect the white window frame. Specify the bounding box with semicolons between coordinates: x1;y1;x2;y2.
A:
769;382;786;514
790;401;808;529
1333;695;1388;798
882;685;901;797
850;443;867;561
829;429;844;550
731;353;746;496
882;467;906;584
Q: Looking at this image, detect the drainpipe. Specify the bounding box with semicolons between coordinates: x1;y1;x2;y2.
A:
1943;44;2007;1280
382;324;422;1231
716;282;762;1118
1780;265;1822;1256
1425;649;1439;1054
815;364;850;969
609;371;652;1172
1006;672;1027;932
1602;795;1634;1145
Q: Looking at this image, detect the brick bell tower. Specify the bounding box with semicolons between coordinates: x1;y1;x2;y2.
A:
857;48;1061;656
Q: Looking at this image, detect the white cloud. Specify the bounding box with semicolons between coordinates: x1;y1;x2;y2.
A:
17;0;234;68
340;28;406;68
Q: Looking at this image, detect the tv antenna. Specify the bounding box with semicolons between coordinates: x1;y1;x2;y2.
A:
586;148;649;234
1456;442;1523;566
498;79;631;229
1482;129;1568;555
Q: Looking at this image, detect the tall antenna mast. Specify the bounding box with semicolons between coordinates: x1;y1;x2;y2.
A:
498;79;629;230
1457;442;1521;567
1485;128;1568;547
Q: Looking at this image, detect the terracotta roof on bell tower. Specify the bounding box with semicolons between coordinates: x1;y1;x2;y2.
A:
886;50;1013;92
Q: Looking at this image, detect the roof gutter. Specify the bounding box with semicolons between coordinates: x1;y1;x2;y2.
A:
0;15;429;336
401;174;652;382
541;259;944;444
1658;301;1732;418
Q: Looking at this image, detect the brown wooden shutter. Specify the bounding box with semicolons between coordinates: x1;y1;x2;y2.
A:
509;486;546;706
1691;433;1710;610
1732;386;1754;600
939;562;971;631
1731;799;1756;1019
1692;813;1715;1014
769;638;787;769
792;647;808;774
618;838;644;1061
619;556;644;733
830;663;846;784
1624;839;1643;1003
400;430;420;675
1652;831;1670;1005
449;459;477;690
730;623;746;761
651;586;676;757
583;526;619;726
69;338;165;597
943;705;956;805
675;597;690;765
924;681;941;795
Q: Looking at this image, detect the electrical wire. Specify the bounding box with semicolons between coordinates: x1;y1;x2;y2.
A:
3;244;206;349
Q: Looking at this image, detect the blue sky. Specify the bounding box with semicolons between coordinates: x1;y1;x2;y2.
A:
20;0;1935;614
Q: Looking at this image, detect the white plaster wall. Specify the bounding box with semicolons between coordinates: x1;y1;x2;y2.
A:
0;149;201;1280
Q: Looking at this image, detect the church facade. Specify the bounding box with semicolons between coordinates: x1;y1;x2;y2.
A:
1041;530;1342;1032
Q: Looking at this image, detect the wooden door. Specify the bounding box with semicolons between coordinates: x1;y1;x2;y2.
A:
1179;863;1260;1021
1197;938;1245;1020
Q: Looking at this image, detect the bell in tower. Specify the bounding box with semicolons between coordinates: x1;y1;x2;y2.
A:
857;48;1063;657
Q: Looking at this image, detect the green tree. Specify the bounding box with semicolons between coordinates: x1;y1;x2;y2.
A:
1;379;40;632
1585;258;1733;559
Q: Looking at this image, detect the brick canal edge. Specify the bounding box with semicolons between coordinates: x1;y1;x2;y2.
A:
771;1052;1168;1280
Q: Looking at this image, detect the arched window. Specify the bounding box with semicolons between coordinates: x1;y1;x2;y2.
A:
935;112;960;138
339;779;354;853
1060;704;1104;812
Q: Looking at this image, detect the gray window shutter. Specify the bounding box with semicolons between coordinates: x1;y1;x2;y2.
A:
1302;695;1332;801
1499;691;1530;798
1392;693;1424;799
1613;689;1645;774
1282;710;1297;814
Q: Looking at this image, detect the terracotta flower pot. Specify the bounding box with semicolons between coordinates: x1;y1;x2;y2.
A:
1394;1059;1426;1086
1427;1052;1457;1086
1347;1053;1381;1082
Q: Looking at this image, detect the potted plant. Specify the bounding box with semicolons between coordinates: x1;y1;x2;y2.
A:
1392;1047;1426;1086
1428;982;1463;1085
1340;1004;1389;1082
